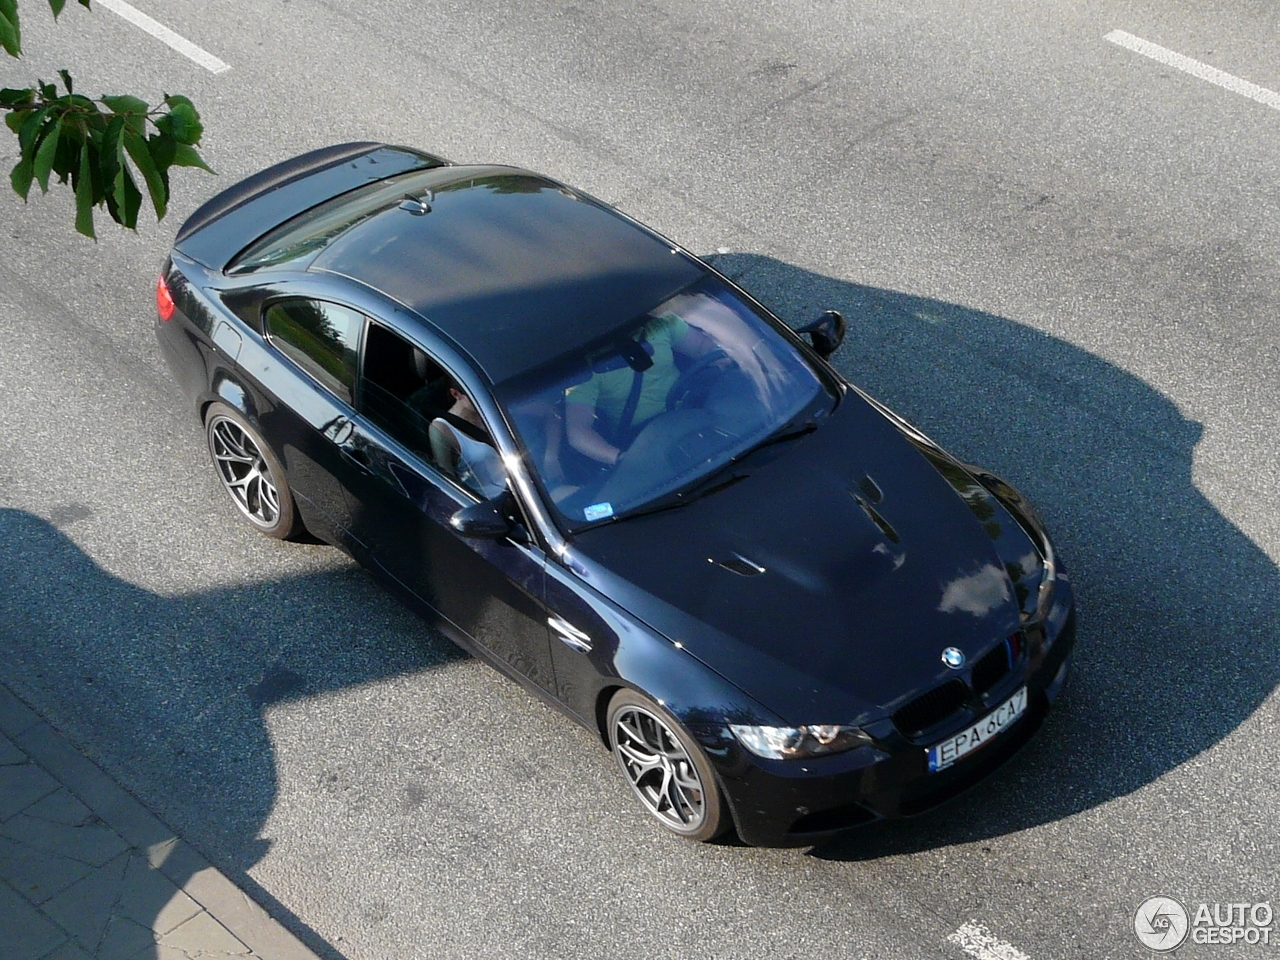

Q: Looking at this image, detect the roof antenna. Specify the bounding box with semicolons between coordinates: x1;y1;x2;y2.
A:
399;191;432;215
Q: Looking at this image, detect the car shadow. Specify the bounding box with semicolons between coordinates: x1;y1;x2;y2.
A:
0;505;465;959
705;253;1280;861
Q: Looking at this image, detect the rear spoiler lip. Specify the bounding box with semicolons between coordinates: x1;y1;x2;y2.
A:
173;142;450;270
174;142;381;245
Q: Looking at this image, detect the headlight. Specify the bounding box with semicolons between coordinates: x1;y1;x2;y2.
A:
728;723;872;760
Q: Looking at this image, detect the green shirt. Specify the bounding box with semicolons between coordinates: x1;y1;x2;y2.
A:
566;315;688;433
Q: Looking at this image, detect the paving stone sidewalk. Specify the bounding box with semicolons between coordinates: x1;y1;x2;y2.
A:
0;683;323;960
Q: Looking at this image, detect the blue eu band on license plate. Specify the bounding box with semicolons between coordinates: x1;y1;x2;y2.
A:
927;686;1028;772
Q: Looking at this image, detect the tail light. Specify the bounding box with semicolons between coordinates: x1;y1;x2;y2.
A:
156;274;176;321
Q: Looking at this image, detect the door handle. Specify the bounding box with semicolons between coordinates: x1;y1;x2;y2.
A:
549;616;592;653
325;417;377;475
324;416;356;445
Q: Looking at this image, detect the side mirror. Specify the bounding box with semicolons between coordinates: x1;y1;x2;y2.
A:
450;499;511;539
449;492;532;543
797;310;846;359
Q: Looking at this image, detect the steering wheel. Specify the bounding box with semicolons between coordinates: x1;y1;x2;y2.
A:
596;409;715;505
667;349;729;410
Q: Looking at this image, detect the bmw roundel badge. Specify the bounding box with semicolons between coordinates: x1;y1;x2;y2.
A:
941;647;966;669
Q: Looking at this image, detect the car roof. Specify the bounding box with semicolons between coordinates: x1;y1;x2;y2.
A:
308;165;705;384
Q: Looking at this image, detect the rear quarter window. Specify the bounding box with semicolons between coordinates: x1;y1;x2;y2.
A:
227;168;446;274
263;299;363;403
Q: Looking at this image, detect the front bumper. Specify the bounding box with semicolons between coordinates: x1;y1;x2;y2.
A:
710;584;1077;848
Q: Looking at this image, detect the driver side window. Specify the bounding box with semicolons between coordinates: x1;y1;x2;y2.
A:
359;324;504;500
359;323;441;462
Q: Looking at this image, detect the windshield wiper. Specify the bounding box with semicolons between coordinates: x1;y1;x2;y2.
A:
605;472;751;523
604;419;819;524
738;419;818;457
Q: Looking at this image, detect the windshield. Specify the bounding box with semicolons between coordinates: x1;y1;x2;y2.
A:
498;274;833;530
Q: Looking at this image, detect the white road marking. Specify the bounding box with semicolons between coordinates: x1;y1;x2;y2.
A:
1105;29;1280;112
948;922;1033;960
95;0;230;74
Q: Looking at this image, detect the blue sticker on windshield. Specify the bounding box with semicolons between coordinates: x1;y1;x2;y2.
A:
584;502;614;521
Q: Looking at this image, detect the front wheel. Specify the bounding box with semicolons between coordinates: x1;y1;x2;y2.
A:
204;402;302;540
607;689;728;841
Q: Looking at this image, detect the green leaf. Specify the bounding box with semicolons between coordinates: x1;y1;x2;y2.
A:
156;100;202;145
101;94;148;136
51;124;79;182
39;80;55;100
49;0;67;17
147;131;174;169
0;86;34;107
111;162;141;228
100;94;147;115
4;108;25;134
88;138;106;206
123;128;165;219
146;135;174;193
57;70;73;94
102;115;143;228
171;142;213;172
32;117;60;192
9;156;33;200
18;105;51;156
99;113;124;202
148;122;213;183
63;93;107;137
74;139;94;238
0;0;20;59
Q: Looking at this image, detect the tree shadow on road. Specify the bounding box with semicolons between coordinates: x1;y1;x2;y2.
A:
705;253;1279;862
0;505;465;958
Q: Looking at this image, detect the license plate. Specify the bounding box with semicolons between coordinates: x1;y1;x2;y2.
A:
927;687;1027;772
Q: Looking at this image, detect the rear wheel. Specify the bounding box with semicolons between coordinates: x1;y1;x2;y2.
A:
204;402;302;540
607;689;727;841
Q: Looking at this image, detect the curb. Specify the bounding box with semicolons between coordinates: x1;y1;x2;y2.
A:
0;682;324;960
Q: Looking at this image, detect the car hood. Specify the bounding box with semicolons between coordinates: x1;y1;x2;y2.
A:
565;390;1037;725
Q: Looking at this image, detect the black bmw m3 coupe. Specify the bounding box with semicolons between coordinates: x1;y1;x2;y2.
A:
156;142;1076;846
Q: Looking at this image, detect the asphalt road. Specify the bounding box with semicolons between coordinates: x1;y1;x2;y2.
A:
2;1;1278;958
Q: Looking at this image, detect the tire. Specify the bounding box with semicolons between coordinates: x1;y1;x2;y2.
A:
606;689;728;841
204;402;302;540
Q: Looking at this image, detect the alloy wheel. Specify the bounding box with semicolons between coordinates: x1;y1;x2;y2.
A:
612;704;708;832
208;416;281;528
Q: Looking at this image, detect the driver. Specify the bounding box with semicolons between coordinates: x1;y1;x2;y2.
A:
565;313;715;466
